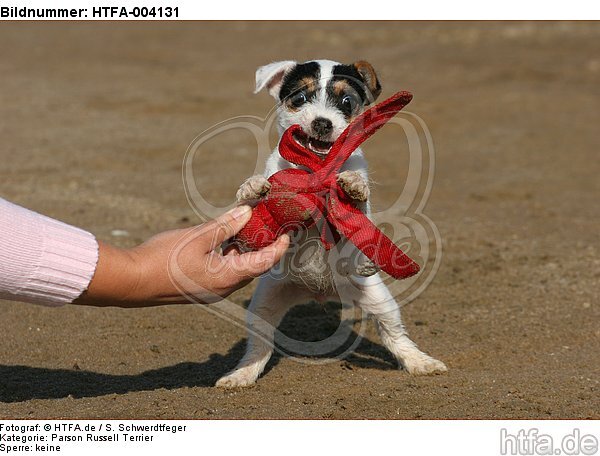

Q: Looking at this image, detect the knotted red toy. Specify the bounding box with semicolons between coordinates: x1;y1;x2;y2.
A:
234;91;420;280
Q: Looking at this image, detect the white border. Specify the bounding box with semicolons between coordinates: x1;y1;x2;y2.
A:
0;420;599;455
2;0;599;20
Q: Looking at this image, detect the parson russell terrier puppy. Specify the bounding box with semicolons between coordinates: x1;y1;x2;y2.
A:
216;60;447;388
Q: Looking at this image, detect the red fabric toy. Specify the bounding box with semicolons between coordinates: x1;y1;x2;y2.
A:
234;91;420;280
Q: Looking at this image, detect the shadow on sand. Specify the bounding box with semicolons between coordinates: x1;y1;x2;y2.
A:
0;302;397;403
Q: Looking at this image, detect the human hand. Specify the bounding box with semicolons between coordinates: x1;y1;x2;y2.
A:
76;205;289;307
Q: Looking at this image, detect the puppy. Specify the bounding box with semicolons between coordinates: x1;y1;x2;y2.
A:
217;60;446;388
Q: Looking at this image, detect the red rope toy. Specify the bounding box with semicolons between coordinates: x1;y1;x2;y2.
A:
233;91;420;280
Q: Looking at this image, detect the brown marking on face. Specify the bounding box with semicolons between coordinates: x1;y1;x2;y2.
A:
283;76;319;111
299;77;317;93
328;78;363;120
353;60;381;101
333;79;351;96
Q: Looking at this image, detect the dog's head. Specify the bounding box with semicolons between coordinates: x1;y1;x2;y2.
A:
255;59;381;155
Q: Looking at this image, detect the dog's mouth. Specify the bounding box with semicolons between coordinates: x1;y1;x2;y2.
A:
293;130;334;156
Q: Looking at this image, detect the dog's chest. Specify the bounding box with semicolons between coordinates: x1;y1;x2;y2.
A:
281;224;337;294
265;144;369;295
280;224;368;295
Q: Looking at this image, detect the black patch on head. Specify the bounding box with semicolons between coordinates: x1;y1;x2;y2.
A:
279;61;321;103
326;64;370;119
331;64;368;103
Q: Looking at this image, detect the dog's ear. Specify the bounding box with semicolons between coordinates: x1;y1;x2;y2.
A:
353;60;381;103
255;61;297;99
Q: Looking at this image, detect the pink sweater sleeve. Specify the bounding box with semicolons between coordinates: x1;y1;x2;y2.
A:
0;198;99;306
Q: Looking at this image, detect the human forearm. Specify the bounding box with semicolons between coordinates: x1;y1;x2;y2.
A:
75;206;289;308
0;199;288;308
74;241;145;307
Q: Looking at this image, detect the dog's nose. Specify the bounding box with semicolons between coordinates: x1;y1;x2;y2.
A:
311;117;333;137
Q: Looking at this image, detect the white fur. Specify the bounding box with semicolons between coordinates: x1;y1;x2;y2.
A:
216;60;447;388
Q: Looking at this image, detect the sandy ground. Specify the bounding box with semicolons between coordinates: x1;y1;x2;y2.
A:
0;22;599;419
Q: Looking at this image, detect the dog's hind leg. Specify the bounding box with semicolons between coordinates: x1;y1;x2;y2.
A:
342;274;447;375
216;276;311;388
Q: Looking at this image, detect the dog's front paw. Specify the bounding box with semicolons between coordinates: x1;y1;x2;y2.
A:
236;175;271;203
401;354;447;376
337;170;369;202
215;369;259;388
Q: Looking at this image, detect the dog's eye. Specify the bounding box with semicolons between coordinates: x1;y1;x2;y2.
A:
291;91;307;108
341;95;358;114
